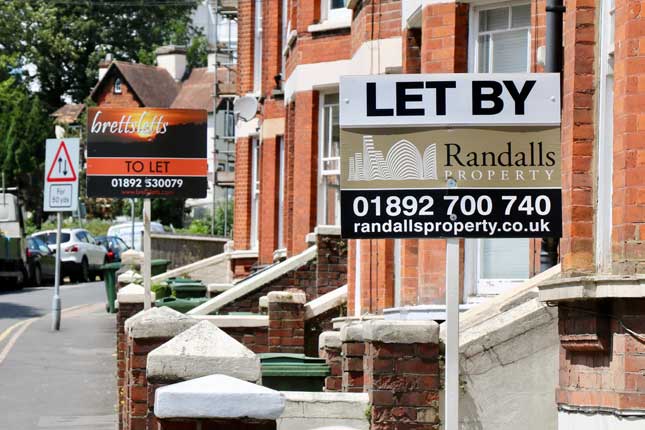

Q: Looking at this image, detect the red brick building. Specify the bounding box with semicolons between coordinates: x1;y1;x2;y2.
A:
233;0;645;426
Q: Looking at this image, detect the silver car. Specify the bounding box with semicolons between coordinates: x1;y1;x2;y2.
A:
32;228;107;282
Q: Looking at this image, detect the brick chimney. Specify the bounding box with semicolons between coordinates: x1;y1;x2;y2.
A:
155;45;187;81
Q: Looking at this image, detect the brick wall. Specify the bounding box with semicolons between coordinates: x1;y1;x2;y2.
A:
342;340;366;393
284;102;296;253
350;0;402;57
259;137;280;264
117;302;145;430
556;299;645;411
611;0;645;274
233;137;253;251
222;326;269;354
95;74;142;107
237;0;254;94
559;0;596;274
289;91;319;255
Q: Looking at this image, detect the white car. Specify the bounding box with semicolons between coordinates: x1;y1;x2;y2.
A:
107;221;165;251
32;228;107;282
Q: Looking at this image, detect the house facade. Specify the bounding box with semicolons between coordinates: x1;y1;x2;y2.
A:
232;0;645;427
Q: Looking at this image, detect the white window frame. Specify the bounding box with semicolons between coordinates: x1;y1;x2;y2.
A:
468;1;532;73
114;77;122;94
281;0;289;76
321;0;352;23
464;239;530;297
253;0;263;95
317;92;341;226
596;0;615;273
277;136;286;250
465;1;532;298
250;138;260;250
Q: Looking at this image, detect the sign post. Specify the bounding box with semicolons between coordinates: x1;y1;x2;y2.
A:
86;108;208;308
44;138;80;331
339;73;562;429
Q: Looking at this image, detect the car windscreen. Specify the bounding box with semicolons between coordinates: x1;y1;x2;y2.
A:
34;232;70;244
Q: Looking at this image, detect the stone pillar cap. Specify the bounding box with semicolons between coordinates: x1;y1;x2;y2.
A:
117;283;155;304
125;306;198;338
363;320;439;344
340;322;365;342
154;374;285;420
259;295;268;308
117;270;143;284
319;331;342;350
121;250;144;266
147;320;261;383
267;290;306;304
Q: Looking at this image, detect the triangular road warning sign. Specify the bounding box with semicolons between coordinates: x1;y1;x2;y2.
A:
46;141;77;183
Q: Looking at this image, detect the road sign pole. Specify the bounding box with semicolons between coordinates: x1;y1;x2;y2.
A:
445;237;460;430
52;212;62;331
143;198;152;309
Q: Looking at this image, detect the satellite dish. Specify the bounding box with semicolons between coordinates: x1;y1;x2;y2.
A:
234;96;258;122
54;125;66;139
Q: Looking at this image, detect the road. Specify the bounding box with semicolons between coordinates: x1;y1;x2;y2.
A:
0;282;117;430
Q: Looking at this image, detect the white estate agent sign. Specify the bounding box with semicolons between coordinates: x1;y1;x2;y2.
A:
44;138;80;212
339;73;562;239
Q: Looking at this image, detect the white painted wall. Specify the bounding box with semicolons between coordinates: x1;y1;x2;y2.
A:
559;410;645;430
156;53;187;81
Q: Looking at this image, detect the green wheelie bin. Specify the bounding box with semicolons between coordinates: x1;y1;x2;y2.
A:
258;353;330;392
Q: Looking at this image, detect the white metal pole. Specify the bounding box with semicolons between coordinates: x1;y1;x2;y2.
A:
143;198;152;309
52;212;62;331
445;237;460;430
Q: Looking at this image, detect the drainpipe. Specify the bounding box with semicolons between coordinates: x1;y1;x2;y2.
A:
541;0;565;271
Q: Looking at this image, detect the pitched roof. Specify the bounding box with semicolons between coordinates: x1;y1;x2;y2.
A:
90;61;179;107
51;103;85;124
171;68;215;112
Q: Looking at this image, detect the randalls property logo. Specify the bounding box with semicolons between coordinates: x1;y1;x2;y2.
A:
347;134;557;185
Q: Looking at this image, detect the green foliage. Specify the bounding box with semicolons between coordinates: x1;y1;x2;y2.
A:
179;202;233;236
26;216;112;237
187;35;209;69
152;282;172;300
0;0;201;109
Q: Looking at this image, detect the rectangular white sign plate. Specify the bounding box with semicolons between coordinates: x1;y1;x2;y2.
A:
44;138;80;212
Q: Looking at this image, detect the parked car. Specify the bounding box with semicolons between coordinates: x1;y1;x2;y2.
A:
107;221;165;251
95;235;130;263
26;236;56;287
32;228;107;282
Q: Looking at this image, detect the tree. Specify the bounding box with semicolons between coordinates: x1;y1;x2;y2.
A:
0;56;50;223
0;0;200;110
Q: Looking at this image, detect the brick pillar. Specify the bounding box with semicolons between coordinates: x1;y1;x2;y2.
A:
116;284;147;430
340;323;365;393
364;320;441;430
123;307;197;430
559;0;596;274
319;331;342;392
315;229;348;297
267;290;306;353
259;136;280;265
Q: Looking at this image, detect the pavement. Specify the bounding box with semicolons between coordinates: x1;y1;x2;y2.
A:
0;282;117;430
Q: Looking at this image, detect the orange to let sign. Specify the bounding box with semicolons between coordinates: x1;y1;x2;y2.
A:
87;158;207;176
86;107;207;198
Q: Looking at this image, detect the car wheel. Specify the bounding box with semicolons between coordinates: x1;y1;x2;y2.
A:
80;257;90;283
32;264;42;287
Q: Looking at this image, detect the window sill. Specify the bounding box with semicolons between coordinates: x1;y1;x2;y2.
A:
307;16;352;34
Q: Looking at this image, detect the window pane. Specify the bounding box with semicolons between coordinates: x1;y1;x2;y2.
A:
331;105;339;157
480;8;509;32
324;175;340;225
478;35;491;72
330;0;345;9
480;239;529;279
492;30;528;72
511;5;531;28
